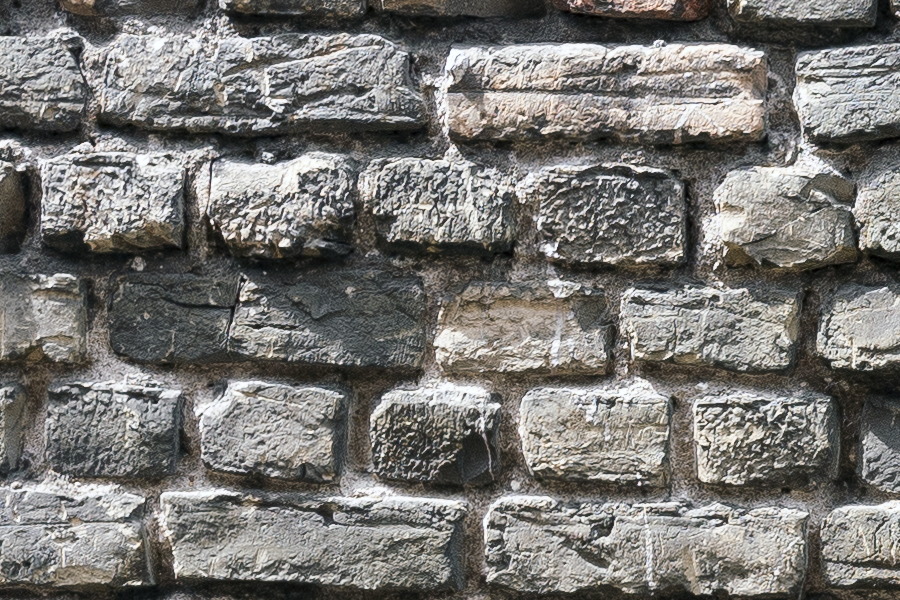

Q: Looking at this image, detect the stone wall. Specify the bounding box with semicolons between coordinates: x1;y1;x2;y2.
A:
1;1;900;599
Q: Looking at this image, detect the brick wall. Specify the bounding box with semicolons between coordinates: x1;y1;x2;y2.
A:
1;1;900;599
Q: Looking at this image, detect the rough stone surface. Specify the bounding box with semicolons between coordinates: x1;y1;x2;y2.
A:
229;269;427;368
45;382;182;479
446;43;766;144
519;379;670;486
196;381;346;482
84;34;424;135
434;281;612;374
795;45;900;143
220;0;366;16
0;480;150;588
856;151;900;260
60;0;202;15
370;384;500;486
160;491;466;591
0;385;24;472
621;285;800;372
551;0;710;19
362;158;515;255
818;284;900;371
0;37;86;132
0;274;87;363
485;497;808;596
822;502;900;587
728;0;877;26
693;389;838;486
374;0;543;16
0;162;25;253
859;398;900;493
711;165;857;270
40;152;186;254
519;164;686;267
208;154;356;259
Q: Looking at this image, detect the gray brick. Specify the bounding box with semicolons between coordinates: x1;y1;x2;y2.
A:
856;149;900;261
822;502;900;587
0;385;24;472
728;0;876;27
551;0;710;19
818;284;900;371
374;0;542;16
220;0;365;15
0;162;25;253
60;0;202;15
860;398;900;493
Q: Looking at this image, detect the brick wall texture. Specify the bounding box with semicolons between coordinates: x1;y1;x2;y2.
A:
2;1;900;600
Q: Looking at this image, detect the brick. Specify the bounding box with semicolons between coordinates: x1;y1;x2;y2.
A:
434;282;612;374
551;0;710;19
0;37;86;132
371;384;500;486
229;269;426;369
0;385;25;472
519;164;685;267
0;274;87;364
822;502;900;587
109;274;240;364
84;34;423;135
693;389;838;486
208;154;355;259
711;165;857;270
40;152;185;254
728;0;876;26
46;381;181;479
859;398;900;493
0;480;150;588
196;381;346;482
795;45;900;143
220;0;365;15
818;284;900;371
0;162;25;253
374;0;542;16
519;379;670;486
60;0;201;15
485;497;808;596
160;491;466;591
856;150;900;261
446;43;766;144
621;285;800;372
361;158;514;255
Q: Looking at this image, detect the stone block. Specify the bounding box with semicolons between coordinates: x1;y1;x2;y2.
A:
856;150;900;261
822;502;900;587
0;162;25;253
818;284;900;371
551;0;710;19
374;0;542;16
859;398;900;493
728;0;876;27
60;0;202;15
220;0;365;15
0;385;24;472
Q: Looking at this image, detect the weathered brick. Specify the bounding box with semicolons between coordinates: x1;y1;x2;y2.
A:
109;274;240;364
60;0;201;15
46;381;181;479
84;34;423;135
859;398;900;493
160;491;466;591
711;165;857;270
621;285;800;372
551;0;710;19
446;43;766;144
822;502;900;587
196;381;346;482
0;274;87;364
0;162;25;253
519;164;685;267
208;154;355;259
0;385;24;472
361;158;514;255
371;384;500;486
0;480;150;588
795;45;900;143
856;150;900;261
229;269;426;368
434;282;612;374
693;389;838;486
374;0;542;16
0;37;86;132
818;284;900;371
728;0;876;27
220;0;365;15
485;497;808;596
519;379;670;486
40;152;185;254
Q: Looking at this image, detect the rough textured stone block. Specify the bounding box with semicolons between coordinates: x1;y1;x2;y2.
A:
60;0;201;15
0;162;25;253
41;152;185;254
728;0;876;26
856;151;900;261
374;0;542;16
711;165;857;270
795;45;900;143
0;385;24;472
220;0;365;15
446;43;766;144
818;285;900;371
371;384;500;485
84;34;423;135
160;491;466;591
197;381;346;482
46;381;182;479
0;480;150;587
621;285;800;372
519;379;670;486
485;497;808;596
229;269;426;368
519;164;685;267
693;389;838;486
434;282;612;374
0;274;87;363
0;37;86;132
822;502;900;587
109;274;240;364
551;0;710;19
208;154;355;259
859;398;900;493
362;158;514;255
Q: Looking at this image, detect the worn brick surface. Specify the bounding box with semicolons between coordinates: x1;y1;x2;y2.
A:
0;385;24;472
822;502;900;587
551;0;710;19
375;0;542;16
220;0;366;15
856;150;900;261
859;398;900;493
818;284;900;371
728;0;877;27
0;162;24;253
60;0;202;15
